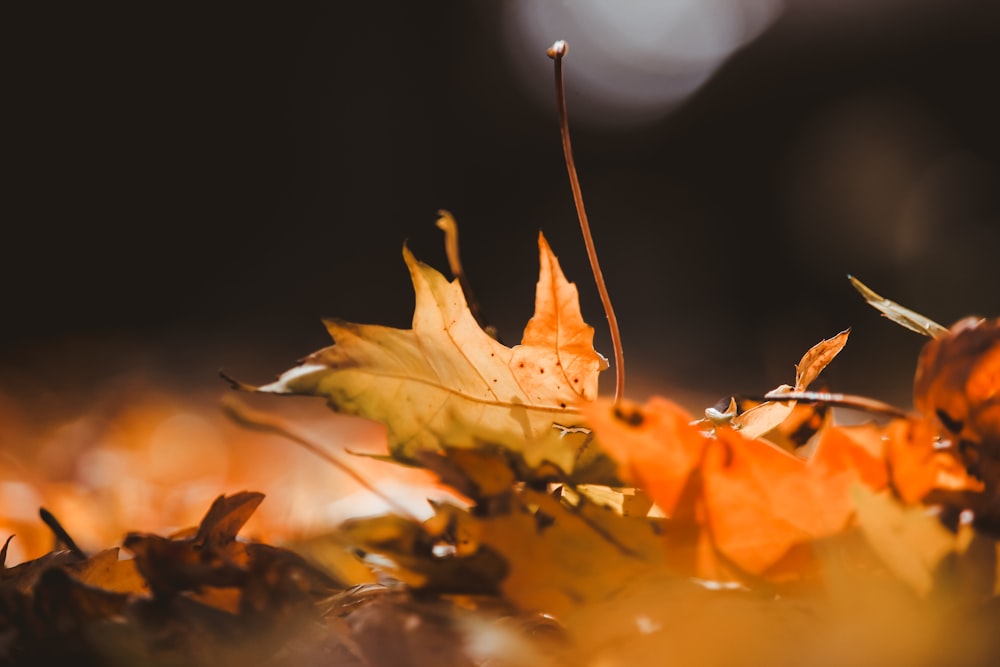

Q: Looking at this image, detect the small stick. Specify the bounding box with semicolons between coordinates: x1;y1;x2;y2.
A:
759;390;914;420
220;394;422;522
39;507;86;560
547;40;625;404
1;535;14;567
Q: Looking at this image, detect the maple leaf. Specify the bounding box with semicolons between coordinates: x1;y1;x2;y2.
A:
583;394;890;581
234;232;609;479
913;316;1000;487
883;416;983;506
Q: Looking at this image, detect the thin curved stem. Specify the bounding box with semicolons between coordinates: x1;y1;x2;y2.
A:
547;40;625;404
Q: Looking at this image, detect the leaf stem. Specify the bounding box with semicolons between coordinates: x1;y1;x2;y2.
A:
547;40;625;404
219;394;422;523
759;390;914;420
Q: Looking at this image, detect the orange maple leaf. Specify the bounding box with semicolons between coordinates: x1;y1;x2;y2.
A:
583;397;889;581
883;416;982;505
913;317;1000;487
512;234;607;403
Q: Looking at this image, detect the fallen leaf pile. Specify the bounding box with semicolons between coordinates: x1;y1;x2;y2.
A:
1;492;338;665
4;217;1000;666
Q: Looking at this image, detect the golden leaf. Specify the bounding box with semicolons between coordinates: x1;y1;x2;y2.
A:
240;232;609;479
732;329;850;440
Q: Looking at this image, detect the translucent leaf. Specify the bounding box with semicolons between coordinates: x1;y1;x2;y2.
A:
240;233;609;480
848;275;948;338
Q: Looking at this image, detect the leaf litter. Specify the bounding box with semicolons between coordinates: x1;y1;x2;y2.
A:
6;210;1000;666
6;44;1000;667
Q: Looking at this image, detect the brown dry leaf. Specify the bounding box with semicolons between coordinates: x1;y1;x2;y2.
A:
796;329;851;389
236;231;609;481
849;275;949;338
883;417;982;505
1;491;356;667
195;490;264;550
730;329;850;440
123;491;264;597
913;317;1000;486
31;566;131;631
68;547;148;595
1;543;80;594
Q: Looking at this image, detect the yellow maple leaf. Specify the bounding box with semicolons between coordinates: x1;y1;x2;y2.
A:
237;231;608;479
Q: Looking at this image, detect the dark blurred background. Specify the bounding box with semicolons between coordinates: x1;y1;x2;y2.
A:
5;0;1000;413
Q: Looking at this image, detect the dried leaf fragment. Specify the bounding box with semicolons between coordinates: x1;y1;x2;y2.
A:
914;317;1000;486
731;329;850;440
849;275;948;338
123;491;264;597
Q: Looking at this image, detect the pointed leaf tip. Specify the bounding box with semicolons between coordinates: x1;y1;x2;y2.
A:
848;275;948;338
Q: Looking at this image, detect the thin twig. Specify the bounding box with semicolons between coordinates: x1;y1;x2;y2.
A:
220;394;422;522
547;40;625;404
39;507;86;560
759;390;914;420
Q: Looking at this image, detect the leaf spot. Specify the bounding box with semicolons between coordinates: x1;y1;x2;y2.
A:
613;406;645;427
935;409;964;434
535;510;555;533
